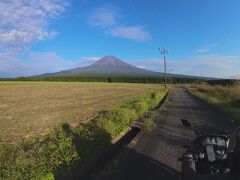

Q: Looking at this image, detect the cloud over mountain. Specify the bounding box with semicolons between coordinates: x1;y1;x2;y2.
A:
131;55;240;79
88;5;150;42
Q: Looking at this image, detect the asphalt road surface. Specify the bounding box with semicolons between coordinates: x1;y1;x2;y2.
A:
95;87;236;180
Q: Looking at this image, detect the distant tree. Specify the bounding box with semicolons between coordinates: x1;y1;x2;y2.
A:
107;77;112;83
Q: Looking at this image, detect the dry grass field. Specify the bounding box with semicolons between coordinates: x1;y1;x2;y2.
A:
186;81;240;124
0;81;163;142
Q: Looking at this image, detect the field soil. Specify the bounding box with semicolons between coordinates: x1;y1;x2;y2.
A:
0;82;163;142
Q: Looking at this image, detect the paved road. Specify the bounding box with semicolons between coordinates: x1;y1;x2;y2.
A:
96;87;235;180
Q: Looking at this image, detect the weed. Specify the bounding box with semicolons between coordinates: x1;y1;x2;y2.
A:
186;82;240;123
143;118;156;132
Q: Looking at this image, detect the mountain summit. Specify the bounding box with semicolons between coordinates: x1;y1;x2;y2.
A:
42;55;162;77
92;55;130;68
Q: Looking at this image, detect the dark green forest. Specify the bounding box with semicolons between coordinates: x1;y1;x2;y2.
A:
0;76;201;84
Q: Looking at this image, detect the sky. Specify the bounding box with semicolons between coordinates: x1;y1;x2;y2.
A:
0;0;240;78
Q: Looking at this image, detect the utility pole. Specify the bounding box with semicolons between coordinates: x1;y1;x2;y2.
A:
159;48;168;88
169;68;174;85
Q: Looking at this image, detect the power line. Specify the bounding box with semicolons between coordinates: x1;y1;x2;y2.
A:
139;0;163;45
152;0;167;46
131;0;163;46
134;0;166;46
131;0;170;85
132;0;156;44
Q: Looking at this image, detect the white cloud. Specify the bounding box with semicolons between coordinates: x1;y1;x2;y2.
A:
0;52;101;77
1;52;239;79
130;58;164;72
197;43;218;53
88;6;117;28
88;5;150;42
0;52;69;77
170;56;240;78
131;55;240;79
0;0;69;53
136;66;146;69
110;26;150;42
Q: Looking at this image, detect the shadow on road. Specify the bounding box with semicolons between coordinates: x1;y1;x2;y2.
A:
96;147;181;180
57;88;236;180
54;125;142;180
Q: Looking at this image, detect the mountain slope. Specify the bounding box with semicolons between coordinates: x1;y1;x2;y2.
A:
41;55;163;77
35;55;215;80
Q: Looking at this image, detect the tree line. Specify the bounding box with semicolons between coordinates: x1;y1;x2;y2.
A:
0;76;201;84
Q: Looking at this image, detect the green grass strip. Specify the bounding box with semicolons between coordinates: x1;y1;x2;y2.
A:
0;89;167;180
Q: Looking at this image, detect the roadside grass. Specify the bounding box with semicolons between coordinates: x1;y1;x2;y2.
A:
143;118;156;132
0;85;168;179
185;81;240;123
0;81;164;143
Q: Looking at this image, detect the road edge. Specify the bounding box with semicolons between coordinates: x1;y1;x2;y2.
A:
128;89;170;149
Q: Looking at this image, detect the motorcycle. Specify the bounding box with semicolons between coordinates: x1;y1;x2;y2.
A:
180;128;233;179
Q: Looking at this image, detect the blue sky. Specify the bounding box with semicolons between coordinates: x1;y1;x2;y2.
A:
0;0;240;78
